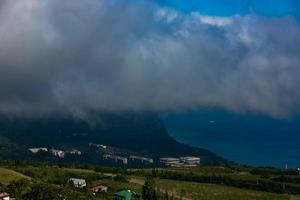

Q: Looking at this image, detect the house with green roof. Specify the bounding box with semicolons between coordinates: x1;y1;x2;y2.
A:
114;189;136;200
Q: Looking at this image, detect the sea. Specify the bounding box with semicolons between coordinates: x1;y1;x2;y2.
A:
162;109;300;168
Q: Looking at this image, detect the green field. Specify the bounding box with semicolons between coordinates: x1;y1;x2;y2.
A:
1;163;300;200
165;166;261;181
0;167;30;185
156;179;290;200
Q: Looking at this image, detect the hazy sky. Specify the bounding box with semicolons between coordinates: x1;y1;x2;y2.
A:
0;0;300;118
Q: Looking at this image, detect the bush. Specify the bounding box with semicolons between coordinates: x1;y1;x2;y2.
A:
113;174;128;183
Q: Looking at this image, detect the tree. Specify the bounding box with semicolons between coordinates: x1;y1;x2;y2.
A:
142;176;157;200
6;179;29;199
0;182;4;192
164;190;169;200
113;174;128;183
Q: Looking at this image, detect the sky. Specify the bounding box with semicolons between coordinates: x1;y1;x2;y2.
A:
156;0;300;17
0;0;300;118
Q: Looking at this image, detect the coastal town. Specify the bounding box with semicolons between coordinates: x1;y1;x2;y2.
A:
27;143;201;168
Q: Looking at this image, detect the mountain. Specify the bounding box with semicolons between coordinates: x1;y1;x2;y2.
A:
0;112;226;165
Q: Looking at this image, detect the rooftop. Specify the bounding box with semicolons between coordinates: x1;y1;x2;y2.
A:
0;192;10;198
115;190;134;199
69;178;86;184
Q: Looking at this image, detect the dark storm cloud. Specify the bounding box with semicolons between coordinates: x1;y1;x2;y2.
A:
0;0;300;117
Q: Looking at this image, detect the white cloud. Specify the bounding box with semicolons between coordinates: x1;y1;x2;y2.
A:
0;0;300;118
192;12;234;27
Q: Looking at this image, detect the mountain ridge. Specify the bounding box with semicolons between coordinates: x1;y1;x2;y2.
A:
0;112;226;165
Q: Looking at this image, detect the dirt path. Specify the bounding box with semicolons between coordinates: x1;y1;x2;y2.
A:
103;173;116;177
130;178;192;200
130;178;145;185
290;195;298;200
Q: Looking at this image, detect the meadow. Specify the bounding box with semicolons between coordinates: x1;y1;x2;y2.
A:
1;162;300;200
156;179;290;200
0;167;30;185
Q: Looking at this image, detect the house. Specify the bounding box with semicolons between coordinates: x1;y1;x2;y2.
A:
0;192;10;200
28;147;48;154
114;190;135;200
91;184;108;194
50;148;65;158
69;178;87;188
69;148;82;156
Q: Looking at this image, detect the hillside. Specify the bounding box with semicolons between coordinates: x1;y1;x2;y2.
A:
0;112;225;165
0;167;30;185
0;162;298;200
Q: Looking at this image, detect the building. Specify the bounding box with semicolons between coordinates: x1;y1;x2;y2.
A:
99;144;107;149
0;192;10;200
50;148;65;158
114;190;135;200
28;147;48;154
69;178;86;188
69;148;82;156
160;157;181;167
160;156;200;167
129;156;154;164
180;157;201;166
89;143;107;149
103;154;128;164
91;184;108;194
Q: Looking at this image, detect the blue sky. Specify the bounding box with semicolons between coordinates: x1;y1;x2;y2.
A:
155;0;300;17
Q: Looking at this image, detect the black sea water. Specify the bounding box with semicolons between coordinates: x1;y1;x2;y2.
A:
162;109;300;168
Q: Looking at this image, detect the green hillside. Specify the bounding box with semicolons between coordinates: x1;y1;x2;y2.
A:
0;162;299;200
0;167;30;185
156;179;290;200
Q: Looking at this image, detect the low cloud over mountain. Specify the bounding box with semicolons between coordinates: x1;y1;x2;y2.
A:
0;0;300;117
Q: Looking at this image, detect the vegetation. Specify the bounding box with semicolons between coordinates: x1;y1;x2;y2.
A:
128;167;300;194
0;167;29;185
142;176;158;200
0;161;299;200
156;179;290;200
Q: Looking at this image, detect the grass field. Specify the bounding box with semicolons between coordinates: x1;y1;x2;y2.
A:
0;167;30;185
3;164;300;200
156;179;291;200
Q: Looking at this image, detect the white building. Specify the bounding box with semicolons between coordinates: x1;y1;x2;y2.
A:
160;156;200;167
130;155;154;164
69;178;87;188
180;157;201;166
99;144;107;149
28;147;48;154
103;154;128;164
50;148;65;158
89;143;107;149
0;192;10;200
160;157;181;167
69;148;82;156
